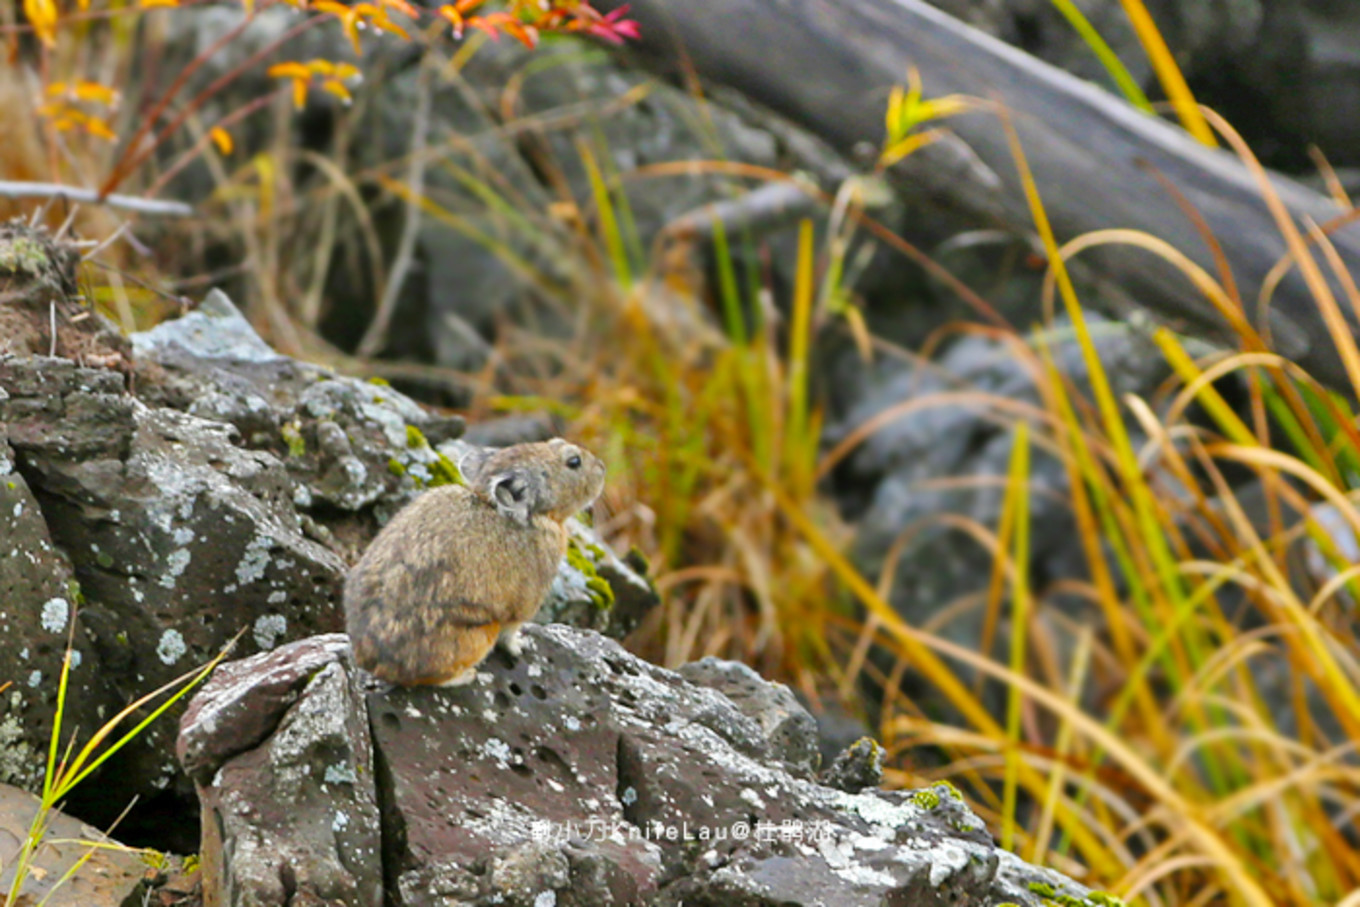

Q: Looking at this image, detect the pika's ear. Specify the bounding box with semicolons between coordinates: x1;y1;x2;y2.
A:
489;472;535;527
456;446;491;485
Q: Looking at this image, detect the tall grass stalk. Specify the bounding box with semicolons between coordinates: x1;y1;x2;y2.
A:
3;618;236;906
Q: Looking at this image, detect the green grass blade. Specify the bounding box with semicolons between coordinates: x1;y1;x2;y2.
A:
1046;0;1153;112
1001;420;1031;852
577;139;633;290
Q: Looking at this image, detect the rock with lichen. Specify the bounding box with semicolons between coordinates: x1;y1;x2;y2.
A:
0;221;656;850
179;628;1102;907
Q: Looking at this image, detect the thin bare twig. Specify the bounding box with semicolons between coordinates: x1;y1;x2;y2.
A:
0;182;194;217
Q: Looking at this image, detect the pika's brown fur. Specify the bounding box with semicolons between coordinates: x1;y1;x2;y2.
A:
344;438;606;686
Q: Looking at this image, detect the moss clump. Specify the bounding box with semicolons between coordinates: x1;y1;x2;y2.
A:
405;424;428;449
387;458;407;477
368;376;391;387
280;422;306;458
65;579;85;606
933;780;963;802
1028;883;1057;898
0;237;51;275
5;481;16;491
566;540;615;609
911;788;940;809
428;452;464;487
95;551;114;569
1085;894;1125;907
624;545;650;575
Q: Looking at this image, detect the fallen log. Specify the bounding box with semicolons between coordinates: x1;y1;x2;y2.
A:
594;0;1360;389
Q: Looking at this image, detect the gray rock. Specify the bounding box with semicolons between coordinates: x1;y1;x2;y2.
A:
821;738;885;794
183;628;1100;907
1;229;652;846
12;375;349;811
178;634;382;907
678;656;822;778
132;289;467;520
0;782;149;906
829;316;1167;652
0;459;101;794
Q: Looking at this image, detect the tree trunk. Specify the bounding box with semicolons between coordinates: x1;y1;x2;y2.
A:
595;0;1360;389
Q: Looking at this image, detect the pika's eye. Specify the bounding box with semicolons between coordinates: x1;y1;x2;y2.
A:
566;454;582;469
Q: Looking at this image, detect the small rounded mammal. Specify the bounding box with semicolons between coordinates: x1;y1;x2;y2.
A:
344;438;606;686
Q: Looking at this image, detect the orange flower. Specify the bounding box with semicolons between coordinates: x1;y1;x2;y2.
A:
210;127;234;155
267;59;362;109
23;0;58;47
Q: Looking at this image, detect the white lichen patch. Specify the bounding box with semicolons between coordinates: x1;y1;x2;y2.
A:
533;892;557;907
40;598;68;634
740;788;766;810
0;713;39;786
926;842;969;888
332;811;350;833
818;835;898;888
160;548;191;589
621;786;637;806
236;533;274;585
482;737;512;766
26;670;41;688
324;762;358;785
253;614;288;650
157;628;187;665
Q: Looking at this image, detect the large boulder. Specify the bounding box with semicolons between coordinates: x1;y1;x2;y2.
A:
179;628;1103;907
0;223;655;847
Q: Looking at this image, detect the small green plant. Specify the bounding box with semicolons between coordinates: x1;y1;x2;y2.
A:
1;614;237;906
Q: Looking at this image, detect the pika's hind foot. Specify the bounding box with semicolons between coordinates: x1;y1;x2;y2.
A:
435;667;479;687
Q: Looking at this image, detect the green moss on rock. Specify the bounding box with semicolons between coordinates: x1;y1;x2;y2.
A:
280;422;306;458
0;237;51;275
427;452;464;488
566;540;616;609
911;788;940;809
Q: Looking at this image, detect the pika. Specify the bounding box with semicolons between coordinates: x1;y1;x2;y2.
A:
344;438;606;686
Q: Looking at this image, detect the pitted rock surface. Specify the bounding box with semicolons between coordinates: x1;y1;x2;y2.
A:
0;449;102;794
179;634;381;907
181;628;1099;907
677;655;821;779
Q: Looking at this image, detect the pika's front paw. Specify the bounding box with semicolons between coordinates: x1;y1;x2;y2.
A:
498;626;524;658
